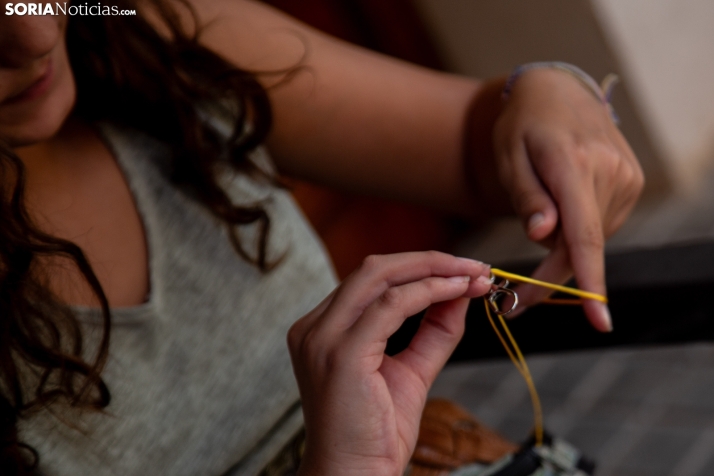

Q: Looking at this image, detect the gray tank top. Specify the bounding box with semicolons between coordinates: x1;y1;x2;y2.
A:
18;123;338;476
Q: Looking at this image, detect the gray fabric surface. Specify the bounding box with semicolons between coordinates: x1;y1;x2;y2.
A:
19;124;338;476
431;343;714;476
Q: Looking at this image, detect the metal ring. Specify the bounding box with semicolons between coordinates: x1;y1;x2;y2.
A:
487;288;519;316
489;272;510;289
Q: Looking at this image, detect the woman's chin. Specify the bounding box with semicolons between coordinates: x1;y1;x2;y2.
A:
3;125;63;149
0;82;76;148
3;118;69;149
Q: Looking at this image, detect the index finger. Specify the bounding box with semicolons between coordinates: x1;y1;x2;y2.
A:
326;252;490;330
554;180;611;332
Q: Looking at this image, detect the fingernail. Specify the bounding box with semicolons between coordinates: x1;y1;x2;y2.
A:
458;257;484;266
476;275;492;286
598;302;613;332
527;213;545;233
448;275;471;283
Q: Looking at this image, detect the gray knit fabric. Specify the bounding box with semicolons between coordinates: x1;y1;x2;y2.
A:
18;123;338;476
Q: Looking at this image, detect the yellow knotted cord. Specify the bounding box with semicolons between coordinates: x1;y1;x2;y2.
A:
483;268;608;447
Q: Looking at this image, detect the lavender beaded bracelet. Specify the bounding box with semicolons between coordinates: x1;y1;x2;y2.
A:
502;61;620;124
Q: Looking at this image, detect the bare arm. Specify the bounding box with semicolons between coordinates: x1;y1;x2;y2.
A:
188;0;644;331
191;0;482;215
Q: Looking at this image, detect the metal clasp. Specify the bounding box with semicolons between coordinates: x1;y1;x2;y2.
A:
487;272;519;316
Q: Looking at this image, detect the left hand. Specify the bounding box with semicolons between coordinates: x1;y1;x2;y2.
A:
488;68;644;331
288;252;492;476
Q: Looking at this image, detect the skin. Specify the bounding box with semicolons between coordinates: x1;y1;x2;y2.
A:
0;1;644;474
288;252;493;476
0;10;150;307
0;14;72;144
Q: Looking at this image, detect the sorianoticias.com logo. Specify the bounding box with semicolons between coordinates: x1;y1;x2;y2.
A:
4;2;136;15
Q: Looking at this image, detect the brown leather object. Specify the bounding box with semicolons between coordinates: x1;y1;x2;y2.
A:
409;398;519;475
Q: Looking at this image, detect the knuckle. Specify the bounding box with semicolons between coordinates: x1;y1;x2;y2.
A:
623;170;645;204
570;143;598;174
548;138;579;163
619;168;637;194
613;161;644;206
360;254;383;274
301;327;320;353
423;250;444;262
595;141;640;178
565;140;619;176
422;277;439;294
378;287;404;310
558;139;580;159
301;328;330;365
286;321;303;354
579;226;605;251
595;141;621;164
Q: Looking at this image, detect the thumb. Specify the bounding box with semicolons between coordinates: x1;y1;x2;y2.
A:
391;297;470;390
504;144;559;242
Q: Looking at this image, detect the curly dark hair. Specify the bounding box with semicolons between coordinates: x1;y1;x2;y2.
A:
0;1;276;473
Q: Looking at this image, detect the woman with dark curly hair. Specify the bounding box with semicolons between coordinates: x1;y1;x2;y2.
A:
0;1;642;475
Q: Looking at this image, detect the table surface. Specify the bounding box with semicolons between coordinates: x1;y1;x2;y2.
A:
431;343;714;476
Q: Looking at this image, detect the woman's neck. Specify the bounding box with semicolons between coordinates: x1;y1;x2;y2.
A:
13;117;152;308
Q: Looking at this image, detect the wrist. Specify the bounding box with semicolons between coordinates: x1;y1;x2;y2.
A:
502;62;619;123
462;76;514;220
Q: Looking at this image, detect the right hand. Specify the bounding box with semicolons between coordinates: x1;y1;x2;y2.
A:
490;69;644;330
287;251;492;476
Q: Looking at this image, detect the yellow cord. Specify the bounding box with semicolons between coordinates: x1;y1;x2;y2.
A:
491;268;608;303
484;269;608;447
484;300;544;446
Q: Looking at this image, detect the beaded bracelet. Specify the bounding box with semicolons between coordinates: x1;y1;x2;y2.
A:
502;61;620;124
